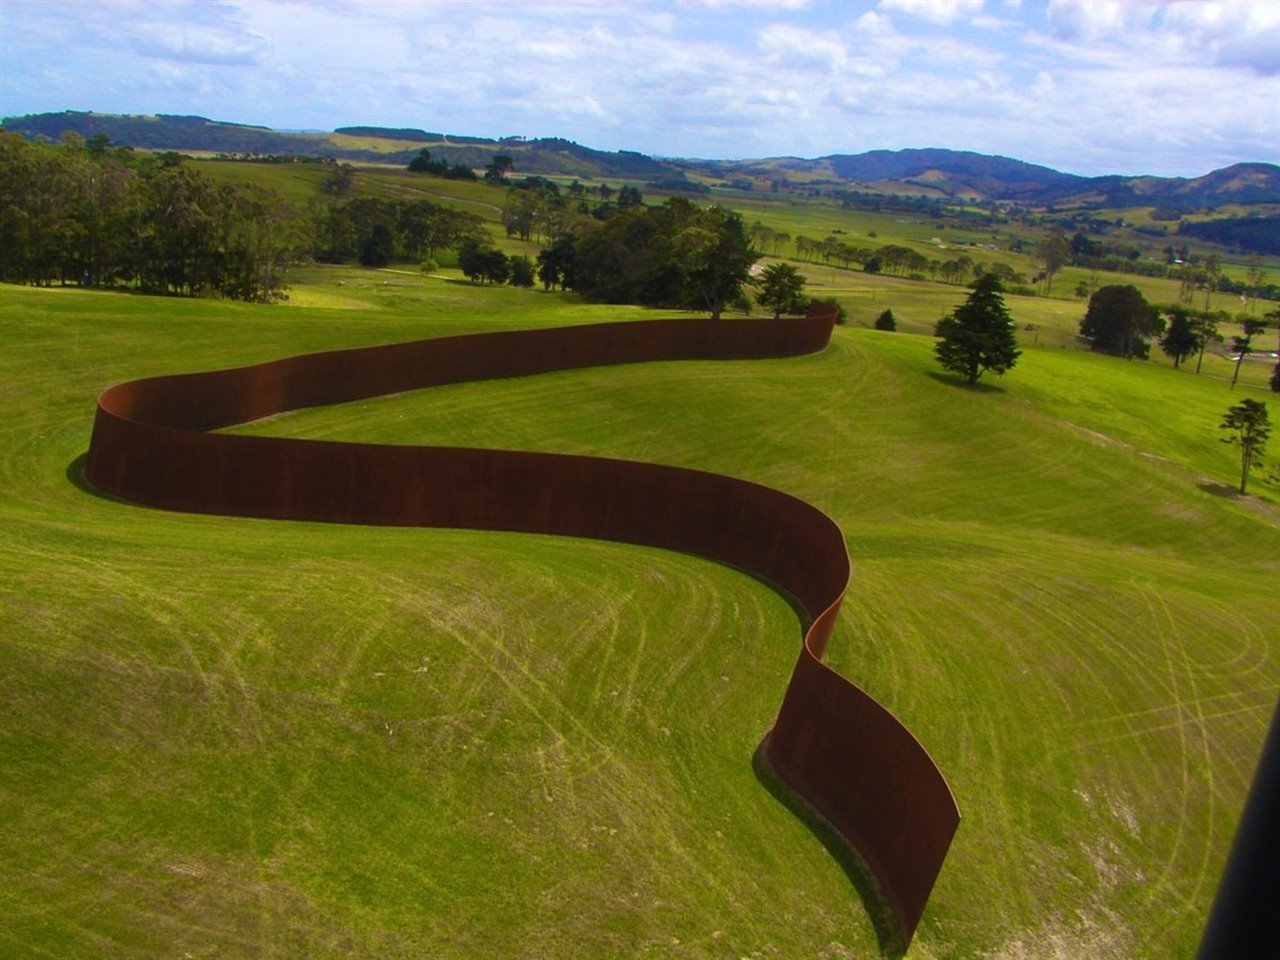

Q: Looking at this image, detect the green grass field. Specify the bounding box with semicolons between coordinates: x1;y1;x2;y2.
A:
2;270;1277;959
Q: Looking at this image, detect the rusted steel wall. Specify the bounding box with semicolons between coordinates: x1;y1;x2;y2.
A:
768;651;960;943
84;305;958;946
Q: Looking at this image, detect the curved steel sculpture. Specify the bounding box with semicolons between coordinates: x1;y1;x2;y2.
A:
84;304;959;948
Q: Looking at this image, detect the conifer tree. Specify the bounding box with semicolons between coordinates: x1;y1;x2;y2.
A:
934;274;1021;384
1220;399;1270;494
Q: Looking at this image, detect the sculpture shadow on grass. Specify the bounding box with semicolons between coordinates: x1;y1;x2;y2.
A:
65;453;96;497
752;735;905;958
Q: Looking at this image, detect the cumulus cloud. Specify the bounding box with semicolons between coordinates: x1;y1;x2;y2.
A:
1;0;1275;176
1047;0;1280;74
851;10;898;37
1046;0;1159;41
1160;0;1280;74
878;0;985;25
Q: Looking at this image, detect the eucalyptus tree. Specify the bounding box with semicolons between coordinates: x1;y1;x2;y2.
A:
672;205;758;319
1191;311;1226;375
1039;227;1069;294
1230;317;1269;389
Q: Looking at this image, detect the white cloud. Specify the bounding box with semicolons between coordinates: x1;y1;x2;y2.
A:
878;0;985;25
1046;0;1159;41
851;10;898;38
1046;0;1279;74
128;21;270;66
22;1;273;66
692;0;812;9
1160;0;1280;74
970;12;1019;32
1;0;1275;176
757;23;849;69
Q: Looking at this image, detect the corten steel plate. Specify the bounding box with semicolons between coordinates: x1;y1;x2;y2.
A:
84;303;960;947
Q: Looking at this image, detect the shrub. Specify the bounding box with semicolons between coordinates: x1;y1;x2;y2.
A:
818;296;848;325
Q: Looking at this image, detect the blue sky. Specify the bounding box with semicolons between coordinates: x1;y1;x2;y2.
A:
2;0;1277;177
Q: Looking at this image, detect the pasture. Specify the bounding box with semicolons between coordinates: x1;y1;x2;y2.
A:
193;156;1278;312
413;161;1266;366
1;271;1276;959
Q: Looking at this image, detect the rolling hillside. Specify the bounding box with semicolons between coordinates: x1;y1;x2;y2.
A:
5;110;1278;209
715;150;1280;208
0;111;686;179
1;271;1277;958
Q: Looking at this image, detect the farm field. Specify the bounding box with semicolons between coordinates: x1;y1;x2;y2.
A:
191;157;1279;319
1;271;1277;959
389;164;1273;349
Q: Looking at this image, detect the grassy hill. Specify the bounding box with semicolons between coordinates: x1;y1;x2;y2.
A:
682;151;1280;210
1;271;1276;958
6;112;1278;213
178;155;1280;307
0;112;687;180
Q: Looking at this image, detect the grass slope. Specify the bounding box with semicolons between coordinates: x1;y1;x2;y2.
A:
2;275;1277;958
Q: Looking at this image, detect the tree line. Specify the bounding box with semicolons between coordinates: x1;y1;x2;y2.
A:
1035;227;1280;301
1179;216;1280;257
0;132;492;298
406;149;477;181
1077;283;1280;390
309;196;486;268
450;191;763;319
536;196;758;318
785;230;1030;288
0;131;307;301
498;177;644;245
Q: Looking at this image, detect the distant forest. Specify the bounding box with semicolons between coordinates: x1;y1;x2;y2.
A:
0;131;486;299
335;126;443;142
1179;217;1280;256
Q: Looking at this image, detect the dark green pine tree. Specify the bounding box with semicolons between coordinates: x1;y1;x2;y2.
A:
1220;398;1271;494
934;273;1021;384
1159;305;1199;369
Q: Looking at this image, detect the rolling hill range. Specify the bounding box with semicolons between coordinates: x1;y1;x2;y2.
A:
0;111;686;181
5;110;1279;209
724;149;1280;208
1;266;1277;958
